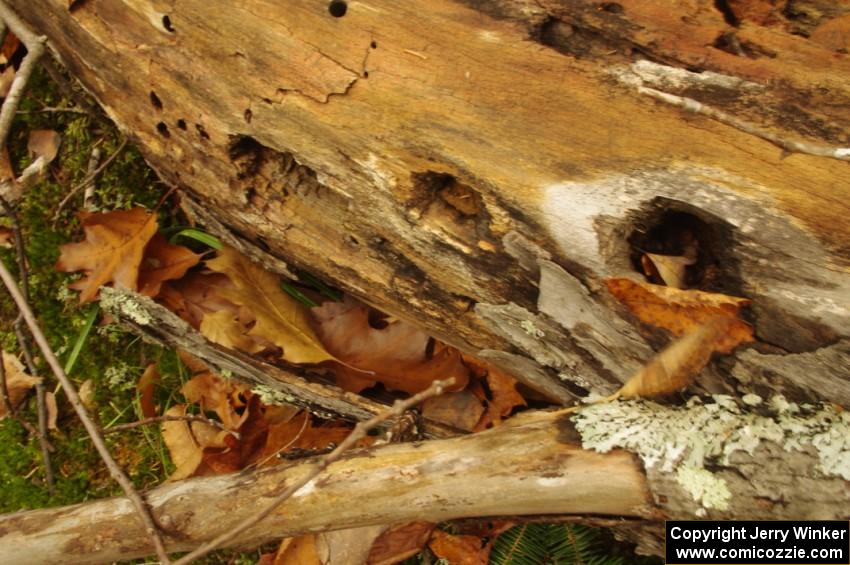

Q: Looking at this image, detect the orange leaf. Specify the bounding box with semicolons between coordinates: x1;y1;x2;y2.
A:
56;208;159;303
200;310;264;354
257;410;351;465
368;522;435;565
161;404;228;480
180;372;251;430
0;351;41;419
605;278;753;353
429;530;489;565
159;272;238;328
202;395;269;474
136;363;161;418
138;233;201;297
313;297;469;394
266;535;320;565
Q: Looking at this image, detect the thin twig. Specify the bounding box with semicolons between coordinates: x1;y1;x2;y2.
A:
0;262;172;564
16;106;88;115
54;136;126;218
0;1;46;153
637;86;850;161
172;377;456;565
0;193;54;489
82;146;101;211
104;414;234;436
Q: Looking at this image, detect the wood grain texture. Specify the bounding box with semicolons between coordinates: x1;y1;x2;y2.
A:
10;0;849;444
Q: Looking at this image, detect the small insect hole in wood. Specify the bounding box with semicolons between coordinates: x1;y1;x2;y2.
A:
328;0;347;18
162;15;175;33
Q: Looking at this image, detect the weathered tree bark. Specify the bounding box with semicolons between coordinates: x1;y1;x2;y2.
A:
3;0;850;560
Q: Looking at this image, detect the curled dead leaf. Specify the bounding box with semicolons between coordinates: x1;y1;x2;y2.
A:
614;317;738;399
0;351;41;419
27;129;61;164
312;297;469;394
138;233;201;297
137;363;161;418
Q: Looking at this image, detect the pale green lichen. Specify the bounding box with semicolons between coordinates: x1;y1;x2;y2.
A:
573;395;850;509
252;384;296;406
519;319;545;338
99;287;153;326
676;466;731;510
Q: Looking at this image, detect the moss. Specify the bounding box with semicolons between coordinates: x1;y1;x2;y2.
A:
0;67;186;512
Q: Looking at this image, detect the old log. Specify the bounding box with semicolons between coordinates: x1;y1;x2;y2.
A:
2;403;849;564
2;0;850;560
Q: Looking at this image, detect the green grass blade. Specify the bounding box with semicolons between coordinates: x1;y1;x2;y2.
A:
281;282;319;307
170;228;223;250
64;304;99;375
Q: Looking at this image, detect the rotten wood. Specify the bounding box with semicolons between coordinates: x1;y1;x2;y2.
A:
100;288;458;438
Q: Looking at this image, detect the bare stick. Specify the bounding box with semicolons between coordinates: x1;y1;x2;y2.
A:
82;146;101;210
0;1;46;153
54;136;126;217
172;377;456;565
0;194;54;489
104;414;234;436
0;263;172;564
637;86;850;161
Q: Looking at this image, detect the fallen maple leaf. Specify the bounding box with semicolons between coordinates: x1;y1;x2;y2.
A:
0;352;41;419
312;297;469;393
206;246;334;364
257;410;353;465
56;207;159;303
605;277;753;353
159;272;239;328
137;233;201;297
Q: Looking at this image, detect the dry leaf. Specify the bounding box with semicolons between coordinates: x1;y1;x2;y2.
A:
641;253;695;289
0;146;13;182
162;404;210;480
137;233;201;297
159;272;239;328
206;246;334;364
422;390;485;432
0;226;13;248
368;522;435;565
177;349;211;374
266;535;321;565
429;530;490;565
137;363;161;418
318;525;389;565
180;372;251;430
0;31;20;65
312;297;469;394
78;379;96;412
200;310;264;354
27;129;61;164
0;351;41;419
257;410;351;464
45;391;58;431
202;395;269;474
0;66;13;98
605;278;753;353
56;208;159;303
615;317;738;399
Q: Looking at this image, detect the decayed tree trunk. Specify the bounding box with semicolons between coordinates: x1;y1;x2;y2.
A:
3;0;850;560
